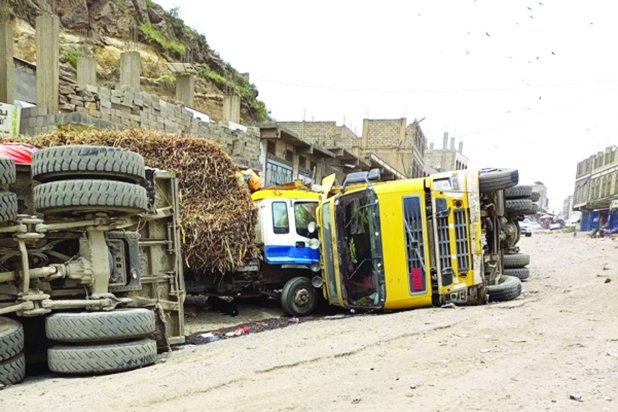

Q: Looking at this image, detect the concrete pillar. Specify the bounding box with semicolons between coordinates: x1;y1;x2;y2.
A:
0;18;14;103
442;132;448;150
76;55;97;87
450;137;455;150
222;93;240;123
36;13;60;113
175;74;194;107
119;51;140;90
458;141;464;154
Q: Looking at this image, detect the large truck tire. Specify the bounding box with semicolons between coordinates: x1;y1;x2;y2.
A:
48;339;157;374
32;145;145;183
506;199;538;215
0;192;18;223
504;267;530;281
487;275;522;302
479;168;519;193
34;179;148;215
529;192;540;202
505;185;533;199
503;253;530;268
0;353;26;385
0;317;24;362
46;309;156;343
0;156;16;185
281;277;317;317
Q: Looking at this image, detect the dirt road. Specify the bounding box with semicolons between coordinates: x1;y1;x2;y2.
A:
1;233;617;411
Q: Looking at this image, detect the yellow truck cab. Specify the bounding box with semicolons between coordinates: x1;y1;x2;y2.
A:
318;168;489;311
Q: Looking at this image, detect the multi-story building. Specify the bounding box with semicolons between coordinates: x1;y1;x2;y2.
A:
424;132;468;172
573;145;618;230
280;118;427;179
533;182;549;211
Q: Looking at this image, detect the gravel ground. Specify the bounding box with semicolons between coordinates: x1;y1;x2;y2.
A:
1;232;617;412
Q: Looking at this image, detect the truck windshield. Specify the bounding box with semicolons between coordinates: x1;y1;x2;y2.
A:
335;190;383;307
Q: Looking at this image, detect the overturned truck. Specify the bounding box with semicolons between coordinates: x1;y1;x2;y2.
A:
0;144;185;385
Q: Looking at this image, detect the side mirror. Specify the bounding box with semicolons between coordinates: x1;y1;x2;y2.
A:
367;168;381;181
307;221;317;234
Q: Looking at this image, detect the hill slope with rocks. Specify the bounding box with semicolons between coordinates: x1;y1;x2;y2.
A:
8;0;268;123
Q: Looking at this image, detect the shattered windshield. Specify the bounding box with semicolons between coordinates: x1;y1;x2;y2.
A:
336;190;383;307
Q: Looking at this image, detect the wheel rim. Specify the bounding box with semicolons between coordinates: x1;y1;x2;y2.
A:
293;287;312;308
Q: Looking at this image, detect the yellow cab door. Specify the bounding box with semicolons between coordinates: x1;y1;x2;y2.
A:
429;172;475;303
316;197;344;307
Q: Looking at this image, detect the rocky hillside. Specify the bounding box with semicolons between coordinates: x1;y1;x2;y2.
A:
9;0;269;123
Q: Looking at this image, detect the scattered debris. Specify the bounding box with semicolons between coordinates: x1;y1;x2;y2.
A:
569;393;583;402
198;332;220;343
441;303;457;309
605;278;612;284
480;348;492;353
351;398;361;404
510;338;527;343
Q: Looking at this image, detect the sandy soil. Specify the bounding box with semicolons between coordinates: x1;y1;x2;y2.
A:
1;233;617;411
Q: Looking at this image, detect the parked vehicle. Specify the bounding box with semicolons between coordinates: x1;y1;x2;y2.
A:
519;219;532;237
316;167;523;311
0;144;185;384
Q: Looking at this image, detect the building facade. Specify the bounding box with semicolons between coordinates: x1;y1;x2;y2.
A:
424;132;468;173
573;145;618;211
533;182;549;211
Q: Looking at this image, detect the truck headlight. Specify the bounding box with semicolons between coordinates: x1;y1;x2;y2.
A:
310;262;321;272
308;238;320;249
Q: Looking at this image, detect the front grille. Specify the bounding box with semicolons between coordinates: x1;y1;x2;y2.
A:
454;209;470;272
403;196;426;293
436;213;451;272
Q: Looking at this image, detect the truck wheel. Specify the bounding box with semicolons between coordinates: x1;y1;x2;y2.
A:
34;179;148;215
46;309;156;342
32;145;145;183
0;192;17;223
281;277;317;317
48;339;157;375
0;317;24;362
479;168;518;193
505;185;533;199
529;192;540;202
506;199;538;215
0;156;16;185
0;353;26;385
487;275;522;302
503;253;530;268
504;267;530;281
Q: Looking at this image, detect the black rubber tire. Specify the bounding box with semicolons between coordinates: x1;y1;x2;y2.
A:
487;275;522;302
32;145;145;183
0;317;24;362
0;191;17;223
281;277;317;317
529;192;540;202
0;353;26;385
505;185;533;199
48;339;157;375
46;309;156;343
34;179;148;215
503;253;530;268
504;267;530;281
0;156;16;185
479;168;519;193
506;199;538;215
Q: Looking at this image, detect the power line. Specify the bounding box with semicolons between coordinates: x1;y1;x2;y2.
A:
253;77;617;95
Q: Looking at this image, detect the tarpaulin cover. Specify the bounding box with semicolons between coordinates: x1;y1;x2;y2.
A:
0;143;38;165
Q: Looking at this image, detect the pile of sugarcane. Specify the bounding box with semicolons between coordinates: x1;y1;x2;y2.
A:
7;128;258;274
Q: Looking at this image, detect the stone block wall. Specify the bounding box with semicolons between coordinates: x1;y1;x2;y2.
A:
18;85;261;170
278;121;361;150
362;118;408;150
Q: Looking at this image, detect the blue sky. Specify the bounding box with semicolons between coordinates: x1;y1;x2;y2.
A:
156;0;617;212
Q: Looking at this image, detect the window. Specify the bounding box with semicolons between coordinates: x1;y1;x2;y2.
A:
267;141;276;155
298;156;307;170
294;202;318;238
285;150;294;162
265;160;293;186
272;202;289;234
